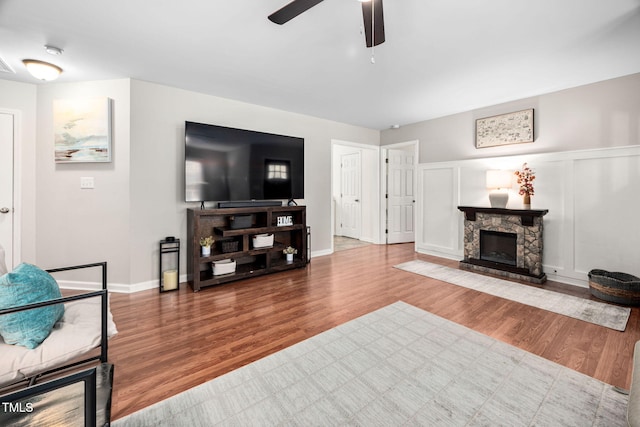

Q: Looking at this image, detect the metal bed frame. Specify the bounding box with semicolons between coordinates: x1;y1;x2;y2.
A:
0;262;113;426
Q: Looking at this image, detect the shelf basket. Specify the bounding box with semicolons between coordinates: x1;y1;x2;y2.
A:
217;238;239;253
212;259;236;276
252;233;274;248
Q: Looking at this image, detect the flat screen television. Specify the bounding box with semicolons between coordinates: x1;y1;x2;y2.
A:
184;121;304;204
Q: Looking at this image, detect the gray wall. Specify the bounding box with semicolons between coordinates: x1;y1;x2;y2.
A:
381;72;640;286
4;71;639;289
35;79;133;284
128;80;379;287
2;78;378;290
380;72;640;160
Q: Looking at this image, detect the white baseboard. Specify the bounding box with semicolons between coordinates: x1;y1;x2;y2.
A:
59;251;334;294
56;280;104;292
58;274;190;294
312;248;333;258
544;271;589;288
415;247;462;262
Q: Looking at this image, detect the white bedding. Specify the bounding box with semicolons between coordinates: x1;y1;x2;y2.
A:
0;296;117;386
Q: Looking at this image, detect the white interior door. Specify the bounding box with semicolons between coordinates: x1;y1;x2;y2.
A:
387;148;415;244
340;152;361;239
0;112;14;268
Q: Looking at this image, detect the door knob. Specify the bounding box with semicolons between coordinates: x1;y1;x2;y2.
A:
355;199;360;202
0;207;10;214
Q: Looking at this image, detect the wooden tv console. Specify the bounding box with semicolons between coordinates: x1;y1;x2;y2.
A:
186;206;307;292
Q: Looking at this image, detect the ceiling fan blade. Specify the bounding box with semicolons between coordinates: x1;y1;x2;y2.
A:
268;0;325;24
362;0;385;47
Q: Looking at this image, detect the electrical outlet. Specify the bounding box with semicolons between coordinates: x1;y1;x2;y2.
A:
80;177;94;189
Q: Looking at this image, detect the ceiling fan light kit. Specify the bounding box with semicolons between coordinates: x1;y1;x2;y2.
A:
268;0;385;48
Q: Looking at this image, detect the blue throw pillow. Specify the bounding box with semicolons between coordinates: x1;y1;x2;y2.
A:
0;263;65;349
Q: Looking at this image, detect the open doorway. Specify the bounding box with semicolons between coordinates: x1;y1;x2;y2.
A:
331;140;380;252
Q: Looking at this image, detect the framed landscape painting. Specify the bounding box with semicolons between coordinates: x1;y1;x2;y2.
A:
475;108;534;148
54;97;112;163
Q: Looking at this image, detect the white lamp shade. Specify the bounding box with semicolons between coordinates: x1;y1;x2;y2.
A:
486;169;512;208
22;59;62;81
486;170;513;189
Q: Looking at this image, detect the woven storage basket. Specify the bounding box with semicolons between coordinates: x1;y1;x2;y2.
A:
588;269;640;305
217;238;239;253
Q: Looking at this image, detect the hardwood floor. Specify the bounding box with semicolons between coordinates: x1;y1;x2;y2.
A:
107;243;640;421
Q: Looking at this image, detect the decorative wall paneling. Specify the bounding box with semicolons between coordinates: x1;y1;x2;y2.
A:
416;146;640;287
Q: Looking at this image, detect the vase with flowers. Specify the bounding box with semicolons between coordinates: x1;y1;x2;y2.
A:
514;163;535;208
199;236;215;257
283;246;297;262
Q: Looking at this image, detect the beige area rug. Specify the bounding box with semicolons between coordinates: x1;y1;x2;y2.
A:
395;260;631;332
113;301;628;426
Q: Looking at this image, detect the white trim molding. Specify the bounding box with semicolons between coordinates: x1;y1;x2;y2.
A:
416;145;640;288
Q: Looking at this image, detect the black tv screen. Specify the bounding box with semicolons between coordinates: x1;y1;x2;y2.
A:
184;121;304;203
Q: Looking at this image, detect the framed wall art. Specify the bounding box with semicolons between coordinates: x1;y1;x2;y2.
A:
54;97;112;163
475;108;534;149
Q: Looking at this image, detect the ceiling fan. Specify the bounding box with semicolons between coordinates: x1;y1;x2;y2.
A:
268;0;385;47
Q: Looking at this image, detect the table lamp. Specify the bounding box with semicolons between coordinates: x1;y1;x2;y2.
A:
486;170;512;208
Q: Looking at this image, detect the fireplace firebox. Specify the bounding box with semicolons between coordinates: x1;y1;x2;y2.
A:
480;230;517;266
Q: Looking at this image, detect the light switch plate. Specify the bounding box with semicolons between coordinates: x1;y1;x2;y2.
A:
80;177;94;189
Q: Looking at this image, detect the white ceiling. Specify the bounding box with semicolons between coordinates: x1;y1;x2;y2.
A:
1;0;639;130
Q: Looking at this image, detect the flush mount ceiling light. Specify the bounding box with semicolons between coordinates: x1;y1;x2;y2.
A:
22;59;63;81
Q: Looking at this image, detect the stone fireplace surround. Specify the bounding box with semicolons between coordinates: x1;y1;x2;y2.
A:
457;206;549;284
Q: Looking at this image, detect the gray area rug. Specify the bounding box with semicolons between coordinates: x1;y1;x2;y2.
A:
395;260;631;332
113;301;628;426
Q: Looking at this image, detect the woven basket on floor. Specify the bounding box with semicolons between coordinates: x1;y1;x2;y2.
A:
588;269;640;306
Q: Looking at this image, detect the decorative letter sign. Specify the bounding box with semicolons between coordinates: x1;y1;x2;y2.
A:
277;215;293;226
